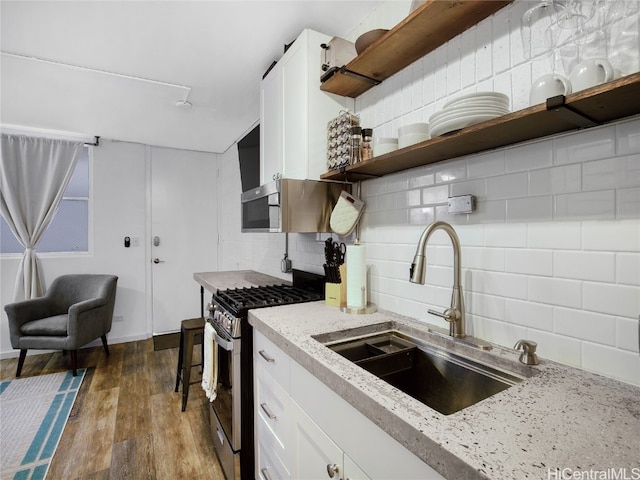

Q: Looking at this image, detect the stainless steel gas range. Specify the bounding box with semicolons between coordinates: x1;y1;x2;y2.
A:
206;271;324;480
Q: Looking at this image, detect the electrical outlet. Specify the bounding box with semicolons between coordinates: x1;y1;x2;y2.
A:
448;195;476;214
131;237;140;247
113;315;124;322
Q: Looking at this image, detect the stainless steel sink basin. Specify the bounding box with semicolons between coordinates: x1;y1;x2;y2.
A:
319;329;523;415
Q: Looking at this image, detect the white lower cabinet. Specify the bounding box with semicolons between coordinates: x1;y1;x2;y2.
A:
292;401;370;480
254;330;445;480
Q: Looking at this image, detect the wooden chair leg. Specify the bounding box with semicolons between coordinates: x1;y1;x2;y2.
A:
16;349;27;377
71;350;78;376
100;335;110;356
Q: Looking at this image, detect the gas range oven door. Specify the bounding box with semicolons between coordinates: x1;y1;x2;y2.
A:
208;324;241;479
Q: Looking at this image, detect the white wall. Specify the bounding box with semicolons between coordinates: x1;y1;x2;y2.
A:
219;1;640;387
1;139;218;357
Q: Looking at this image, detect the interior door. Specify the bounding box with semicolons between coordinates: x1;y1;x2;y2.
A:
150;147;217;334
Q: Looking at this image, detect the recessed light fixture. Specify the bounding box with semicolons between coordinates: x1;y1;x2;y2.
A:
175;100;192;109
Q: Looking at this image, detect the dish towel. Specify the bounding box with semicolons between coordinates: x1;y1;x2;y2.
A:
201;322;218;401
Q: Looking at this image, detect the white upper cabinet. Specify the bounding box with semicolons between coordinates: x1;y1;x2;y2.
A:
260;29;354;184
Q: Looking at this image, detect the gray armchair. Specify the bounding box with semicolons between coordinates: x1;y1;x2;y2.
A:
4;274;118;377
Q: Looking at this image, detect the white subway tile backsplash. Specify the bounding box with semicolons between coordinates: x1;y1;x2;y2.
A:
421;184;449;205
529;164;581;195
475;21;493;81
554;126;616;165
525;330;582;368
583;155;640;191
507;196;553;222
505;248;552;276
435;160;467;184
451;178;486;199
473;199;506;223
617;187;640;218
473;316;527;348
528;276;582;308
583;282;640;318
484;223;527;247
554;251;616;282
434;48;447;100
468;292;505;321
460;27;476;89
464;246;505;272
487;172;528;199
504;298;554;331
581;342;640;386
446;36;462;95
527;222;581;250
616;117;640;155
616;317;640;353
467;149;506;179
554;307;616;346
554;190;616;220
408;171;435;189
582;220;640;252
506;138;553;172
409;207;435;226
616;253;640;286
510;63;531;112
492;11;511;74
483;271;529;299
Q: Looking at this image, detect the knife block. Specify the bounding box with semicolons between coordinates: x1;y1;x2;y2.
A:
325;264;347;307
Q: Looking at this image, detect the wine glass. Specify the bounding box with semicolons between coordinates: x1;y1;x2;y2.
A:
521;0;573;59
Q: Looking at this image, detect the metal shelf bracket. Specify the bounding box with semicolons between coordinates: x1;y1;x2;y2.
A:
546;95;598;128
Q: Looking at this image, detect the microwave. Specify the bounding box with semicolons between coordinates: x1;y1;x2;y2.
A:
241;178;343;233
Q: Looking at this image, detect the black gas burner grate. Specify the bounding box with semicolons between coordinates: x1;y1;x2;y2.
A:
216;285;321;314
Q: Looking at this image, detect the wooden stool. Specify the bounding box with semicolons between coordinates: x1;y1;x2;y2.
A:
174;317;205;411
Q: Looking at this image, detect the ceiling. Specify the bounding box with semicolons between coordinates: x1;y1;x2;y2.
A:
1;1;379;153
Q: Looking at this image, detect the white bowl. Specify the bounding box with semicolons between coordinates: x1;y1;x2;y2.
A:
399;132;430;148
398;122;429;136
373;137;398;156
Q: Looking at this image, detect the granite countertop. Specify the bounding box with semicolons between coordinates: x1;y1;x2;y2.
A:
193;270;289;293
249;301;640;480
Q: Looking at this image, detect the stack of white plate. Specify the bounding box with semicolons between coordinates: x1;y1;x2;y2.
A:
429;92;510;138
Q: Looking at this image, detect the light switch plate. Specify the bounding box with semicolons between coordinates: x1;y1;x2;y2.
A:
448;195;476;214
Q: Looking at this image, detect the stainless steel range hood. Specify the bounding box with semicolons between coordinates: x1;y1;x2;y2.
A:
241;178;342;233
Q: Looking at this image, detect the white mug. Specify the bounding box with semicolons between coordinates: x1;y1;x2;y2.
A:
530;74;572;105
570;58;614;92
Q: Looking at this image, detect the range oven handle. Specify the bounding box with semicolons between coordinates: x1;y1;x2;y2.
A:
213;330;234;352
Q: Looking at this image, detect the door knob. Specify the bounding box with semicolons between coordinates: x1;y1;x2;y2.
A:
326;464;339;478
153;258;165;264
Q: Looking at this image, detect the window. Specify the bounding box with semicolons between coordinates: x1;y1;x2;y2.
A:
0;146;90;254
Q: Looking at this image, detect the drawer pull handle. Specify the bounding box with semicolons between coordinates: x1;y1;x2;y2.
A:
326;463;340;478
260;402;277;420
261;467;273;480
259;350;275;362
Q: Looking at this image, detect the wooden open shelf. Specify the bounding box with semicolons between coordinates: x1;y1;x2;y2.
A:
320;73;640;182
320;0;513;98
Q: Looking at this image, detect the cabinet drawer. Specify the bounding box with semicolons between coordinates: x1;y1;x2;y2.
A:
254;331;290;390
256;366;290;448
257;412;290;480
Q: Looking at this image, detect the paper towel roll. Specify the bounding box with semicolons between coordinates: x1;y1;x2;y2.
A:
346;244;367;309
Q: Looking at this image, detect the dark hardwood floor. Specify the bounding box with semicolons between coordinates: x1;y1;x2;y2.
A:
0;339;225;479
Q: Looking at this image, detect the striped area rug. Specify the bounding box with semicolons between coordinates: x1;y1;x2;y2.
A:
0;369;85;480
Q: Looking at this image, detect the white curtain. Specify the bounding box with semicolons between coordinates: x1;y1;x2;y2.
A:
0;134;83;300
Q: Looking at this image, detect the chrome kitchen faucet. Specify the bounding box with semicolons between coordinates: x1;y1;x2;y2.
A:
410;221;466;338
